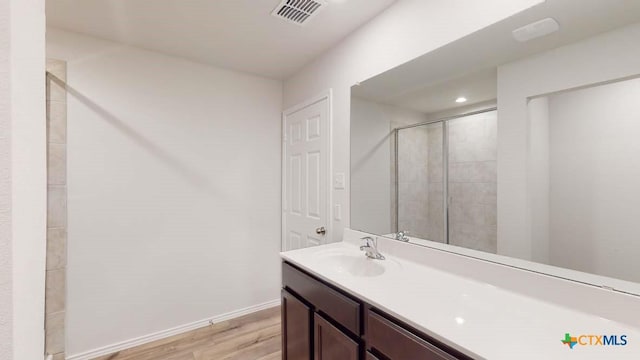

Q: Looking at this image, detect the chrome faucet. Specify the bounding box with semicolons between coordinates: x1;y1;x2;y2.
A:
360;236;385;260
393;230;410;242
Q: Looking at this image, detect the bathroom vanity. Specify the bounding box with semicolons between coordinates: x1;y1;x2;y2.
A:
280;230;640;360
281;261;471;360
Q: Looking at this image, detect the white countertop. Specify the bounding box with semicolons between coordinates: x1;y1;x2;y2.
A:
280;237;640;359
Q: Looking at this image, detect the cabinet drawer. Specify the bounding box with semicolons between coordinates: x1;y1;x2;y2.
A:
367;310;463;360
283;262;361;335
365;351;381;360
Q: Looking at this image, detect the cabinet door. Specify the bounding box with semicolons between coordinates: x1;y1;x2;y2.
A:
282;290;312;360
314;313;359;360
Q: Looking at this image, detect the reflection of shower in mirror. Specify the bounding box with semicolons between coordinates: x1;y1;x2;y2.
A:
350;6;640;295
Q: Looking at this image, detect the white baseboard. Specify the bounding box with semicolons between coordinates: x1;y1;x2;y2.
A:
66;299;281;360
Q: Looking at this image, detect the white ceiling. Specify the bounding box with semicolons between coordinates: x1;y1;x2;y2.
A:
46;0;397;79
352;0;640;114
384;69;498;114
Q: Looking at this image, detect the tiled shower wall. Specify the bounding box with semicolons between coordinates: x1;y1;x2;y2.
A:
447;111;497;253
395;111;497;253
396;125;430;239
425;124;445;243
45;59;67;360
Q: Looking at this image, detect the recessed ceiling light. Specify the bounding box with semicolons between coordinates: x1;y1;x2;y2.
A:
455;97;467;103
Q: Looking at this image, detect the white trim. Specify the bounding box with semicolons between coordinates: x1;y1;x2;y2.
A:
281;90;333;250
282;107;288;251
283;90;331;117
66;299;281;360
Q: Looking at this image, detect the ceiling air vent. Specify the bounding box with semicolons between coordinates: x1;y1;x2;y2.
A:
272;0;327;26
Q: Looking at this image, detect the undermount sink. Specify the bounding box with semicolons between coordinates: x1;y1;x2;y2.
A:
315;249;395;277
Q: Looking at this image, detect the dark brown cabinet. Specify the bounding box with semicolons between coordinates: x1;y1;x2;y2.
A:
282;262;360;335
365;352;380;360
282;262;473;360
367;310;459;360
282;290;312;360
314;313;359;360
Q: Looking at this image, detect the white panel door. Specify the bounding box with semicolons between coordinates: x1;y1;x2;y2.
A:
283;97;329;250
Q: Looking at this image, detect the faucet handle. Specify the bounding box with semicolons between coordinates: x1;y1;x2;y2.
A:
395;230;410;241
360;236;384;260
360;236;376;251
360;236;375;246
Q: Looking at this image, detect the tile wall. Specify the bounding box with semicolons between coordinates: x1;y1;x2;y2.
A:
45;59;67;360
395;111;497;253
447;111;497;253
425;123;445;243
396;125;431;240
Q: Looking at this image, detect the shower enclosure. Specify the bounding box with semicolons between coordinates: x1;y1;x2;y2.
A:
393;108;497;253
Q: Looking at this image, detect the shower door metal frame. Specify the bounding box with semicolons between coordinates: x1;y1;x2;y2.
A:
443;120;449;244
393;129;399;234
393;107;497;245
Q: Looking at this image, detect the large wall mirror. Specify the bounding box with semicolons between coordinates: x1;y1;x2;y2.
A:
350;0;640;295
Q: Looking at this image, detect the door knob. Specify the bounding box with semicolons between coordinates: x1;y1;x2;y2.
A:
316;227;326;235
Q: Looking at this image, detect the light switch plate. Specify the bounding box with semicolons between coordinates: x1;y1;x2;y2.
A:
334;204;342;221
334;173;345;189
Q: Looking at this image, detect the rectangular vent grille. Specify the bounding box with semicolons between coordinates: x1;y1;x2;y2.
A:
272;0;326;26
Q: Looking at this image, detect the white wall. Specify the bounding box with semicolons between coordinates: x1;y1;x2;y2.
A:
545;78;640;283
46;29;283;357
350;97;393;235
497;22;640;260
0;1;12;358
425;100;497;121
0;0;47;359
350;97;426;235
527;97;549;264
284;0;543;241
